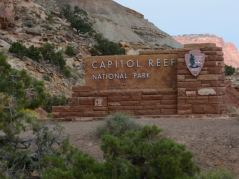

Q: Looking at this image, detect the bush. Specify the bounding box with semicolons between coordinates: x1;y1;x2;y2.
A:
9;42;27;59
39;43;66;70
0;52;68;111
90;34;125;56
101;125;199;179
225;65;236;76
27;45;41;62
9;42;71;77
61;5;125;56
61;5;94;34
0;53;46;109
97;113;141;137
43;95;68;113
65;45;76;57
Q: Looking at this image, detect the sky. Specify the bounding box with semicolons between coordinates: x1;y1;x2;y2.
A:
114;0;239;48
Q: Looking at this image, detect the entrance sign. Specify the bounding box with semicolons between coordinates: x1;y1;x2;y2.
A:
53;44;225;118
185;50;205;77
85;55;177;90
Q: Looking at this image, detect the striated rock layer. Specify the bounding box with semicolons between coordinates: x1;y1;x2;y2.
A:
54;0;182;48
174;34;239;68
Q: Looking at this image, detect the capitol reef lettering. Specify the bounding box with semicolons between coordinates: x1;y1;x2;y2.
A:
91;58;176;80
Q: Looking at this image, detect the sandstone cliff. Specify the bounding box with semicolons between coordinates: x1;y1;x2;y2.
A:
52;0;182;48
174;34;239;68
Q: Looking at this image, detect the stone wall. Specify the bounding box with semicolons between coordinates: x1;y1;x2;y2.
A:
177;44;225;114
52;43;225;119
53;88;177;118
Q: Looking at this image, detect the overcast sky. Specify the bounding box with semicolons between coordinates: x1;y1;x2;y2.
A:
114;0;239;48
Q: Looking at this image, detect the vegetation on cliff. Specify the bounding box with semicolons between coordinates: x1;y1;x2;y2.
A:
61;5;125;56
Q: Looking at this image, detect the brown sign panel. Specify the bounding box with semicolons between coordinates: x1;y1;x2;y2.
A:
185;50;205;77
84;55;177;90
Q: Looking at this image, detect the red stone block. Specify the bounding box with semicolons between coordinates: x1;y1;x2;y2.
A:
78;97;94;105
208;96;223;104
161;100;177;105
178;88;186;96
94;107;108;111
109;110;135;115
162;95;177;100
72;86;94;92
135;110;161;115
186;98;208;104
120;101;140;106
207;68;224;74
68;98;79;106
200;47;223;51
142;95;162;100
204;61;217;67
142;90;159;95
108;105;143;110
216;87;226;95
52;106;71;113
203;51;223;56
141;100;160;106
177;104;192;110
177;82;201;88
192;105;205;114
161;109;177;115
203;104;220;114
157;104;177;109
206;56;224;61
177;109;192;115
177;69;191;75
69;105;94;112
72;91;96;97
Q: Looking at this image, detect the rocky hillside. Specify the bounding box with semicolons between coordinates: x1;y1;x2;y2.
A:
174;34;239;68
40;0;182;49
0;0;95;97
0;0;182;98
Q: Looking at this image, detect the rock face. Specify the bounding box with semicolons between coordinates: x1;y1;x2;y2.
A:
55;0;181;48
174;34;239;68
0;0;15;29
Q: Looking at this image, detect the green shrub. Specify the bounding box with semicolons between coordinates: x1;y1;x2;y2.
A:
196;169;235;179
27;45;41;62
9;42;71;77
61;5;94;34
0;53;68;111
225;65;236;76
43;95;68;113
9;42;27;59
62;67;72;78
65;45;76;57
101;125;199;179
90;34;125;56
0;53;46;109
97;113;141;137
61;5;125;56
39;43;66;70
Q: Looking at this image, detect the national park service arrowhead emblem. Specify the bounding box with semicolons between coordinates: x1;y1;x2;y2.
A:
185;50;205;77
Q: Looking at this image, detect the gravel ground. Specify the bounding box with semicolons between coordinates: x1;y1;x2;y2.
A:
60;117;239;176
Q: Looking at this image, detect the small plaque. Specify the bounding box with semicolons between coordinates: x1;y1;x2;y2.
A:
94;97;105;107
185;50;205;77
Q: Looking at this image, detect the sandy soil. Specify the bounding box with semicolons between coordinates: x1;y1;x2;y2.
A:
59;117;239;176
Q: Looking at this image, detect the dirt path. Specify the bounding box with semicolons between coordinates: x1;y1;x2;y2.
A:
60;117;239;176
